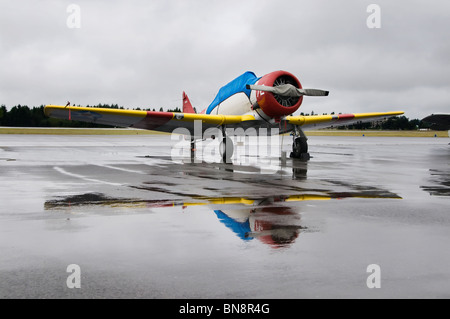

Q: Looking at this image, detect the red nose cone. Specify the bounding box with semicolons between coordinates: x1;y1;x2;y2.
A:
255;70;303;118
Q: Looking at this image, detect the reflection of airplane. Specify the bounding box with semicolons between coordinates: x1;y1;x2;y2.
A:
214;206;304;248
46;192;400;209
45;191;401;248
44;70;403;160
422;114;450;133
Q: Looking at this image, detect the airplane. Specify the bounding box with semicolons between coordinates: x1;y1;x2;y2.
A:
44;70;404;161
45;191;401;248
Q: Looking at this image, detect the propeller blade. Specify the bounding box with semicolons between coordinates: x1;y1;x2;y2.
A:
297;88;329;96
247;84;329;97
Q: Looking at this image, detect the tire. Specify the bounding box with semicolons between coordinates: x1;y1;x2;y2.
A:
291;137;308;158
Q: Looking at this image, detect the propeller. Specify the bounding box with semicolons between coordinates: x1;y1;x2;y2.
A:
247;84;329;97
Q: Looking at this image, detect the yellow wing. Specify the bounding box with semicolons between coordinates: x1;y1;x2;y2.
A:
44;105;256;135
286;111;404;130
44;105;404;134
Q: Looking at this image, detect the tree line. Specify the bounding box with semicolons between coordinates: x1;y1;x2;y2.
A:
0;104;428;130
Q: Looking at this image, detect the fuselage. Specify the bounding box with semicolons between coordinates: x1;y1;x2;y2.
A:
202;71;303;124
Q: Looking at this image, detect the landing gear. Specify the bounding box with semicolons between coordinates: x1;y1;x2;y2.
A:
219;136;234;163
190;138;196;162
219;126;234;163
290;126;310;160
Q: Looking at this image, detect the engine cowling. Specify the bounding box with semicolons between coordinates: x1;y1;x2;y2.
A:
251;70;303;119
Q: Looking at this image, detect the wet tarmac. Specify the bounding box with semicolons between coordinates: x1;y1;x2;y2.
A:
0;134;449;298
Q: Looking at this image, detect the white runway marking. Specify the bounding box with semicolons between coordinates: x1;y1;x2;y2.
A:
94;164;144;174
53;166;123;186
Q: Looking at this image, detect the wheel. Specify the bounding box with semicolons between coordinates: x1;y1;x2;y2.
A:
290;137;308;159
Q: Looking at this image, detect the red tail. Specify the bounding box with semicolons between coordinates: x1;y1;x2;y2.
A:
182;91;196;113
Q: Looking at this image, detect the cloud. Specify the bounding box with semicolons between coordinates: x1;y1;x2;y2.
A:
1;0;449;119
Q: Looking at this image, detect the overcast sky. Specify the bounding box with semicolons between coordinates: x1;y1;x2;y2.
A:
1;0;449;119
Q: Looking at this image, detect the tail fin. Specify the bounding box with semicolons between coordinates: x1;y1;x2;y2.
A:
182;91;196;113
